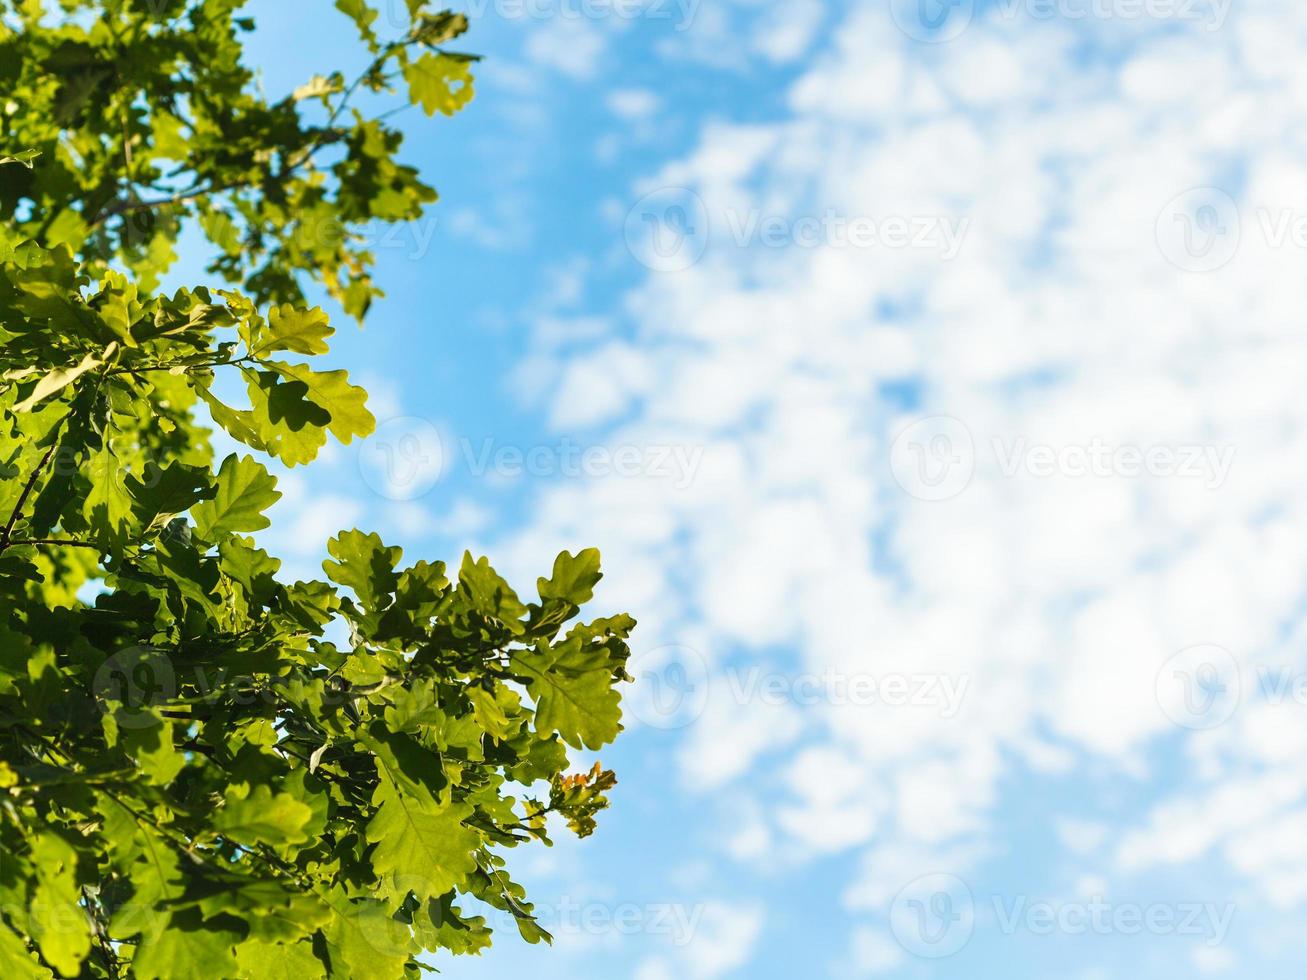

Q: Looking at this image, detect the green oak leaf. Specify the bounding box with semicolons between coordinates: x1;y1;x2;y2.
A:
324;530;402;610
214;785;315;846
28;833;92;977
192;454;281;539
251;305;334;358
131;910;242;980
366;778;479;901
459;552;528;628
416;894;492;956
0;925;53;979
14;351;101;412
83;435;134;546
265;361;374;445
511;637;623;750
0;149;40;167
127;460;214;533
234;939;327;980
537;547;603;605
121;717;185;785
0;8;631;977
467;683;522;742
243;369;332;466
322;897;413;980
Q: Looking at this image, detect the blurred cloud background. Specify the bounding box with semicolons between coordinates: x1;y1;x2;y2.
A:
183;0;1307;976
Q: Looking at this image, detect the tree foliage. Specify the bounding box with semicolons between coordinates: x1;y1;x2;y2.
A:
0;2;633;976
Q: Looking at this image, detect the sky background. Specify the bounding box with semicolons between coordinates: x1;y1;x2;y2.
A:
177;0;1307;976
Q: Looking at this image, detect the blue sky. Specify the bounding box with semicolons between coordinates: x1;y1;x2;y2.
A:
175;0;1307;976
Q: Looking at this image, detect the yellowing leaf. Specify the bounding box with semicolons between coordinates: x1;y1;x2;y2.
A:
404;53;475;117
291;74;342;104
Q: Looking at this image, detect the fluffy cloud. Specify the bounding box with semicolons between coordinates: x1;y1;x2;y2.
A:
492;0;1307;973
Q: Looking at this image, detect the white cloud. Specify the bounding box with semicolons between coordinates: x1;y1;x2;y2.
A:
607;87;661;120
683;901;764;979
1056;818;1111;856
525;17;607;80
1193;944;1237;974
749;0;824;65
846;927;903;976
494;0;1307;967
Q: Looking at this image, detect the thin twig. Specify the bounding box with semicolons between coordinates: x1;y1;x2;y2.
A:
3;537;101;552
90;35;410;228
0;441;59;553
